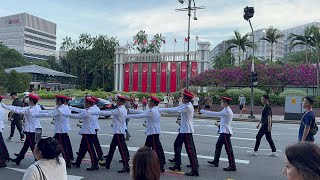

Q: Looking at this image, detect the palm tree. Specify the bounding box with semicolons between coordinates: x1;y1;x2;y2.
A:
310;25;320;94
260;26;284;63
287;26;313;64
60;36;74;50
226;31;254;65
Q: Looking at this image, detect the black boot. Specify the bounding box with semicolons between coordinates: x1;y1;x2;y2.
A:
168;158;175;163
71;162;80;168
223;166;236;171
86;166;99;171
10;158;22;166
117;166;130;173
185;170;199;176
169;165;181;171
66;163;72;168
207;160;219;167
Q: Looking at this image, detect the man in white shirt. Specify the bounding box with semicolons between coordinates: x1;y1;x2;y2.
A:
0;96;10;167
91;95;130;173
90;96;104;161
160;89;199;176
200;96;236;171
127;96;165;172
1;94;42;166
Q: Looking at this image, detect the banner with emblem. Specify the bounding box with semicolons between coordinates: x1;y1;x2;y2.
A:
170;62;177;92
151;62;157;93
124;63;130;92
141;63;148;92
160;63;167;92
191;62;198;77
132;63;139;91
180;62;187;80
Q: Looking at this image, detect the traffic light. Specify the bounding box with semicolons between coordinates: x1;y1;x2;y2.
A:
252;72;258;86
243;6;254;21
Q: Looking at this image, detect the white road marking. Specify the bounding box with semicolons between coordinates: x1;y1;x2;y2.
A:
100;145;250;165
98;134;114;137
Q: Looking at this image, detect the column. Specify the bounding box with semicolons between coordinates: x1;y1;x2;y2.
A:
197;42;211;92
114;46;128;92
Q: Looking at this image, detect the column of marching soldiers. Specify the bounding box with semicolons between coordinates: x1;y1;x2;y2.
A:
0;89;242;177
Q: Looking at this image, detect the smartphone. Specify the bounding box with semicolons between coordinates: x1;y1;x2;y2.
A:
35;128;42;143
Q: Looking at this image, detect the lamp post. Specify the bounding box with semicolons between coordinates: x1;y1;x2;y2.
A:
244;6;255;118
176;0;204;89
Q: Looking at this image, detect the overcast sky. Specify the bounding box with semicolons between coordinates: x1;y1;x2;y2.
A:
1;0;319;52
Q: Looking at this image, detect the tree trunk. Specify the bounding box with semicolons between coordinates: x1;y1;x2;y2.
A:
305;45;309;64
238;48;241;66
270;42;273;63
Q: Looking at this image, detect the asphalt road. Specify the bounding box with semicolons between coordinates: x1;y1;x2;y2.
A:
1;112;319;180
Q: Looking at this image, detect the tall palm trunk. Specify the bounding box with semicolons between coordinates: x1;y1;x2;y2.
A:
305;45;309;64
238;47;241;65
270;42;273;63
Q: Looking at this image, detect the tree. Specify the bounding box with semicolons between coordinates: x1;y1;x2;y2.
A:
260;26;284;63
6;70;31;93
279;51;317;65
287;26;313;64
132;30;165;53
0;44;28;68
60;36;74;50
226;31;254;65
31;60;50;68
309;25;320;95
212;50;235;69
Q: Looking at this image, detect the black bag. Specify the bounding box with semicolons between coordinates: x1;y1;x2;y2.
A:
309;120;318;136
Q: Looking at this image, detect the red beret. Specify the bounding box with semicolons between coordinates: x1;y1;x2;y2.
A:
0;95;5;99
55;95;67;99
183;92;194;99
85;97;96;103
221;96;233;102
65;96;72;100
29;94;40;100
91;96;100;102
184;89;193;95
150;96;161;103
117;95;127;101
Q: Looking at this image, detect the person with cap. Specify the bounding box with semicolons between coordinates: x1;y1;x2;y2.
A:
0;96;10;168
90;95;130;173
1;94;42;166
160;89;199;176
127;96;166;172
31;95;74;168
61;97;99;171
200;96;236;171
90;96;104;161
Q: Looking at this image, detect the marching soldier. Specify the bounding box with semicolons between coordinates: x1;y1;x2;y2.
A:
0;96;10;168
32;95;74;168
160;89;199;176
1;94;42;165
200;96;236;171
91;95;130;173
127;96;166;172
62;97;99;171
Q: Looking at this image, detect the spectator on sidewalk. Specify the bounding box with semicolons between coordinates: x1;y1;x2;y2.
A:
132;146;160;180
238;94;246;117
142;96;147;110
299;96;316;143
163;94;169;108
282;143;320;180
168;94;174;107
134;97;139;110
192;94;200;113
23;137;67;180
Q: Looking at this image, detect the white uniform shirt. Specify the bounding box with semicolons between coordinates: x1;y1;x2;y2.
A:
34;104;71;133
200;106;233;134
92;105;100;130
62;107;96;135
127;106;161;136
2;103;42;132
91;105;127;134
160;102;194;133
0;106;5;132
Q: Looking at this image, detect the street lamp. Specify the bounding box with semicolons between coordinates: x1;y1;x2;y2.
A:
244;6;255;118
175;0;204;89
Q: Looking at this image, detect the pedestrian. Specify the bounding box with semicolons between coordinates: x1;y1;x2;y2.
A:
62;97;99;171
142;96;147;110
22;137;68;180
238;94;246;117
193;93;200;113
132;147;161;180
160;89;199;176
200;96;237;171
32;95;74;168
0;96;10;168
107;94;113;103
6;92;25;143
202;94;213;110
91;95;130;173
282;143;320;180
248;95;278;157
127;96;166;172
163;94;169;108
90;96;104;161
298;96;317;143
134;96;139;110
168;94;174;107
1;94;42;166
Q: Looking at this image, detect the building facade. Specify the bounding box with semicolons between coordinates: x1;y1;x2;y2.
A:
209;40;228;67
0;13;56;60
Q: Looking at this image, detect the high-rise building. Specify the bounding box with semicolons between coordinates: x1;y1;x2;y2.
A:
209;40;228;67
0;13;56;60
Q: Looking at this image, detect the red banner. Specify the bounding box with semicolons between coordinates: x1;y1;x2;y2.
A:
124;63;130;92
141;63;148;92
191;62;198;77
170;62;177;92
151;63;157;93
160;63;167;92
132;63;139;91
180;62;187;80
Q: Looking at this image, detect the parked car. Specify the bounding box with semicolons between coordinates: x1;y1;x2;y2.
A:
68;98;115;118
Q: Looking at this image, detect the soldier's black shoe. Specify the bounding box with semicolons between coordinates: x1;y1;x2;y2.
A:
185;171;199;176
117;167;130;173
207;161;219;167
86;166;99;171
168;158;175;163
186;164;192;167
10;158;21;166
66;163;72;168
223;166;236;171
169;165;181;171
71;162;80;168
14;153;20;157
103;155;108;159
119;159;123;163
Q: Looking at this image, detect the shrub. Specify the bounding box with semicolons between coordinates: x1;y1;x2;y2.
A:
37;90;55;99
6;71;31;93
279;89;307;97
0;86;7;94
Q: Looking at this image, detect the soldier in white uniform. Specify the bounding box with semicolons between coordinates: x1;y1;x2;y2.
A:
160;89;199;176
0;96;10;167
127;96;165;172
32;95;74;168
62;97;99;171
90;95;130;173
200;96;236;171
1;94;42;166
